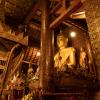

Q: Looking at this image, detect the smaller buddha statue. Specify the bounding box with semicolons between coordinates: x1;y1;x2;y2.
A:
79;47;88;70
54;32;76;71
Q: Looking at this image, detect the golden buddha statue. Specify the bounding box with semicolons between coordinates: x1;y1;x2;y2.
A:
54;33;76;71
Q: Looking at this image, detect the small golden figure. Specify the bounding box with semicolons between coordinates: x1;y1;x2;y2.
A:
79;47;88;70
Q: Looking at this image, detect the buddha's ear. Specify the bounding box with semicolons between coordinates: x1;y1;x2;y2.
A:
64;38;68;47
65;38;68;43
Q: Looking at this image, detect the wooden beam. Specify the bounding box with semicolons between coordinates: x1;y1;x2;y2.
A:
62;20;87;32
71;12;86;19
0;32;28;45
6;0;24;9
0;38;15;50
42;92;84;96
49;0;82;29
30;23;40;31
50;2;61;14
24;1;40;24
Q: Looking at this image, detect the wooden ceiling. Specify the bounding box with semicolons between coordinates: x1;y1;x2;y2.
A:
1;0;87;45
5;0;37;24
4;0;86;24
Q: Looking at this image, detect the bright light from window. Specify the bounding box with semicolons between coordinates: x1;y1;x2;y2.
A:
37;52;40;56
70;31;76;37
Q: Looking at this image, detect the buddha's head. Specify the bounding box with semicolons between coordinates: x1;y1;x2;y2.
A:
80;47;84;52
57;32;68;50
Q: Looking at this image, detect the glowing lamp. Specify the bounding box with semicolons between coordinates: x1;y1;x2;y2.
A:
70;31;76;37
37;52;40;56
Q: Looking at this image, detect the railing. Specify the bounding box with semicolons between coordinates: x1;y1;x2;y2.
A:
54;65;97;81
40;92;88;100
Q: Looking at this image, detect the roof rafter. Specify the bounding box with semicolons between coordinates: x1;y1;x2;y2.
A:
24;1;40;24
49;0;82;29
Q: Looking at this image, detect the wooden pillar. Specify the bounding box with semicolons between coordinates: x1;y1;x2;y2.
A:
70;95;78;100
70;96;75;100
40;0;54;93
86;37;97;76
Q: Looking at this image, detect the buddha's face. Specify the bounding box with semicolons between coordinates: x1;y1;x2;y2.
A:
80;47;84;52
57;36;68;49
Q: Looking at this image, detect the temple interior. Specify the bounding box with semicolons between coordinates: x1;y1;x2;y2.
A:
0;0;100;100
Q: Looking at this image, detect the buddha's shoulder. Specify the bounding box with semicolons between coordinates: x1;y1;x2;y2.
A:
62;47;75;52
54;47;75;59
54;53;59;60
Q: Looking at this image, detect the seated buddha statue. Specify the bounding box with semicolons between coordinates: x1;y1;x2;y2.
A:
54;33;76;71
